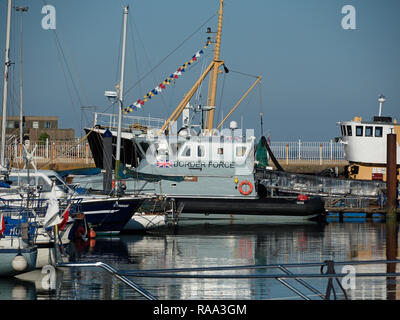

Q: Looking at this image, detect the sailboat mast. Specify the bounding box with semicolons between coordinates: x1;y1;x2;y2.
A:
114;5;129;185
205;0;224;132
16;6;29;149
1;0;13;167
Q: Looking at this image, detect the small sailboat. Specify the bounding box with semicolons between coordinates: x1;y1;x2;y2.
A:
0;209;38;277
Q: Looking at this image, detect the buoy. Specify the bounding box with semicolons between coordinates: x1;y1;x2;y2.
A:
89;239;96;249
89;228;96;239
297;194;309;201
11;254;28;272
12;285;27;300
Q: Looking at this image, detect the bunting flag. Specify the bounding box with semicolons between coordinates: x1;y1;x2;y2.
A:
58;204;71;231
123;40;212;115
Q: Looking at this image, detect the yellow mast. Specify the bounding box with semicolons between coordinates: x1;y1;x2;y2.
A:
159;0;224;134
205;0;224;133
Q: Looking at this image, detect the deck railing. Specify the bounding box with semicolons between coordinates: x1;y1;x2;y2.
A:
269;140;345;164
1;139;345;165
3;140;94;165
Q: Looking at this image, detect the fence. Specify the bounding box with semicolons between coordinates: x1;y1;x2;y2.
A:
2;140;345;166
4;140;94;166
269;140;345;164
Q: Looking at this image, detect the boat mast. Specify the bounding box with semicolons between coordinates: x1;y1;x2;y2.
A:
159;0;225;134
205;0;224;133
16;6;29;153
114;5;129;189
1;0;12;168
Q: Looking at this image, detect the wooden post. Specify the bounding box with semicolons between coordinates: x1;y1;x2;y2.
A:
386;133;397;217
319;143;322;165
86;142;89;164
52;142;55;166
286;144;289;165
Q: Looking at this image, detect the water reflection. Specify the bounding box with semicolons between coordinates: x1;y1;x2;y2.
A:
1;218;400;300
0;278;37;300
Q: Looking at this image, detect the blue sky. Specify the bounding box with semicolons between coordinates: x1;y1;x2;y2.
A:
1;0;400;141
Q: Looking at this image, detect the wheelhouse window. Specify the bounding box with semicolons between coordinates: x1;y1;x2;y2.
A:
365;126;373;137
236;146;247;157
341;125;346;136
197;145;205;157
356;126;363;136
181;146;191;157
346;125;352;136
375;126;383;137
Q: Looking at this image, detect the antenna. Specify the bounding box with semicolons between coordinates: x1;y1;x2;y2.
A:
378;94;386;117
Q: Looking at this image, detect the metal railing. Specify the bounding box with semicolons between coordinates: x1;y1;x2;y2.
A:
3;140;94;164
1;139;345;165
93;112;165;132
269;140;345;164
56;259;400;300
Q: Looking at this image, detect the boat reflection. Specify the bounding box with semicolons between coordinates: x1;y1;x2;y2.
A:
0;219;399;300
0;278;37;300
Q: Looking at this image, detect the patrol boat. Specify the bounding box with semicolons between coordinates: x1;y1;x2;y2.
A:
118;122;325;221
336;94;400;181
82;0;325;220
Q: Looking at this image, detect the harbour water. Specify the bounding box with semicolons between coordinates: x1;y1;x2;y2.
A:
1;215;399;300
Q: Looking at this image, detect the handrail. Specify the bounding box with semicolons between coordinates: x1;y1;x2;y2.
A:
57;259;400;300
56;262;157;300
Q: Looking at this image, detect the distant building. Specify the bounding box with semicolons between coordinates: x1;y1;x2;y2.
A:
0;116;75;142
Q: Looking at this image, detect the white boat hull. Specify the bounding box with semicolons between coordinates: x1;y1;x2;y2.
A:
123;213;167;231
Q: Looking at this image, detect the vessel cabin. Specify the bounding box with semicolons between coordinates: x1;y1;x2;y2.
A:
125;134;258;198
337;116;400;165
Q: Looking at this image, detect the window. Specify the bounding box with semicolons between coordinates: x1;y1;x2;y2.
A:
217;148;224;155
365;126;373;137
346;125;352;136
236;146;247;157
182;146;191;157
356;126;363;136
197;145;205;157
170;143;182;157
341;125;346;136
45;121;51;129
375;126;383;137
7;121;13;129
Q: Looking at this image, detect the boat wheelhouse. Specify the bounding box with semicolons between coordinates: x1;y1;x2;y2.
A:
336;95;400;181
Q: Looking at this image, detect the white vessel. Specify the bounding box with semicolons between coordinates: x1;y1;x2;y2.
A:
336;94;400;181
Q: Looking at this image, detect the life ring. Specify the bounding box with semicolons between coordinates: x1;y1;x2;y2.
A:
238;180;253;196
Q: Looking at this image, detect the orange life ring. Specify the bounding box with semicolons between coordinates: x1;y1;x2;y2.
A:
238;180;253;196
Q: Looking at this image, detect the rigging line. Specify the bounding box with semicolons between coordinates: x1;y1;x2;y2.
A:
50;28;84;107
216;72;226;128
194;58;207;103
41;0;86;107
258;81;264;137
128;14;169;114
128;13;142;103
229;69;260;79
55;29;89;107
52;31;78;119
115;13;124;86
123;12;217;97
